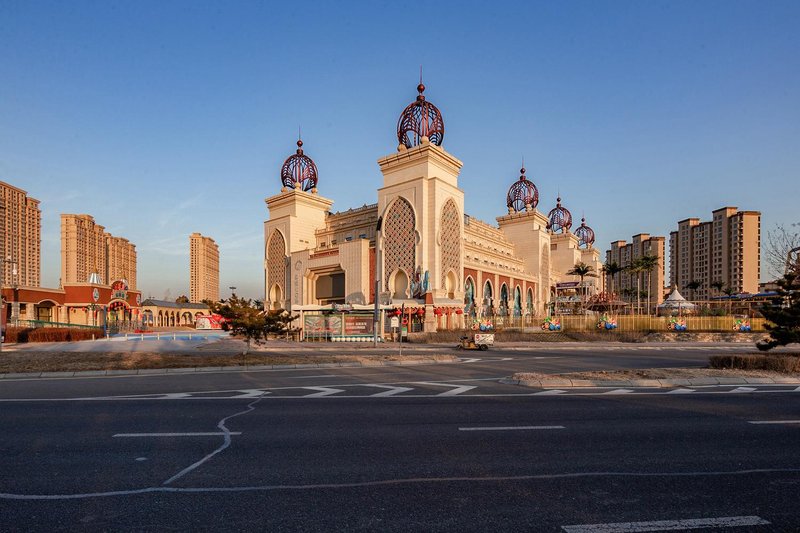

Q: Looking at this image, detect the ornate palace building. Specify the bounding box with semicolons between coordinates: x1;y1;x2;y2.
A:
264;83;602;337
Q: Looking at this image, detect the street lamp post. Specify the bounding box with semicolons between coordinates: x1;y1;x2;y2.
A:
373;217;382;347
229;286;236;299
0;256;17;352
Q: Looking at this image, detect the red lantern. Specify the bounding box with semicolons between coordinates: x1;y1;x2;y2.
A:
456;309;463;315
434;307;443;316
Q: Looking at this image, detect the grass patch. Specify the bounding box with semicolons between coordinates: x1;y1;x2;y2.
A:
0;351;455;374
709;353;800;373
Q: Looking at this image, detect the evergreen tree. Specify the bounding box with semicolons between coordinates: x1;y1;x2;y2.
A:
757;273;800;351
208;295;298;354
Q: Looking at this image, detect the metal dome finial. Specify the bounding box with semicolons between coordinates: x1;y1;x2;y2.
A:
506;165;539;213
280;137;318;192
547;195;573;233
575;215;595;248
397;78;444;149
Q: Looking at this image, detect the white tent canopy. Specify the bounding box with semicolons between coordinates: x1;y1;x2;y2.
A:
658;286;697;310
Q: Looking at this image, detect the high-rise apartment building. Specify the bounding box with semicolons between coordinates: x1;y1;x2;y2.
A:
0;181;41;287
668;207;760;299
605;233;666;311
190;233;219;303
61;214;137;289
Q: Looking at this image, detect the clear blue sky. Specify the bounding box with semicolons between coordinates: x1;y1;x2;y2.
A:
2;0;798;298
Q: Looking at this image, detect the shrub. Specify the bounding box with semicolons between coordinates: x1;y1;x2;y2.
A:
709;354;800;373
4;326;103;343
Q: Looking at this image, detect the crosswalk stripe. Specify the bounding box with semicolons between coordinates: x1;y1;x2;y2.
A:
302;387;346;397
412;382;477;396
362;384;414;397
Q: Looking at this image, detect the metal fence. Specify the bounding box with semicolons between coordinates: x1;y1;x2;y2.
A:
479;315;767;332
16;320;103;331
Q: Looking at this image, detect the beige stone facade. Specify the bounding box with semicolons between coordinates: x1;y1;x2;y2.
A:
263;86;603;334
189;233;219;303
0;181;41;287
61;214;137;289
669;207;761;299
606;234;666;312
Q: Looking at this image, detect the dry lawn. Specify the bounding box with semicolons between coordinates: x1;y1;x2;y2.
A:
0;351;456;374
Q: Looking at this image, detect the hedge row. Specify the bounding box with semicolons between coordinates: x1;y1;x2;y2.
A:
4;326;104;343
709;354;800;373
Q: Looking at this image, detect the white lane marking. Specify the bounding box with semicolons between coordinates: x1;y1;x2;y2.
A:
603;389;634;395
728;386;757;393
561;515;770;532
535;389;567;395
748;420;800;425
302;387;346;397
460;358;481;363
162;393;192;399
412;382;477;396
666;388;695;394
362;384;414;397
114;432;242;438
458;426;565;431
162;397;262;485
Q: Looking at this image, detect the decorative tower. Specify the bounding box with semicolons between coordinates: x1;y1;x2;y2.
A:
264;138;333;311
497;165;551;315
377;81;464;331
575;216;602;294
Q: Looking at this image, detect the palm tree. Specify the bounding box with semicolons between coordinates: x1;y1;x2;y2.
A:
722;285;735;315
567;262;598;313
710;280;725;314
626;260;646;315
637;254;660;315
686;280;702;302
602;261;624;298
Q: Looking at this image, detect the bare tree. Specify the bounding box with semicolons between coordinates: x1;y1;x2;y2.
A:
765;223;800;279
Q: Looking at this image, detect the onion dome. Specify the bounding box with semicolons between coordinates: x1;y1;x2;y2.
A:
574;217;595;248
546;197;573;233
506;167;539;213
397;82;445;149
280;139;318;193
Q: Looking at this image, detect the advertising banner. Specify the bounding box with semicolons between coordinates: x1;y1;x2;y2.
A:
344;315;373;335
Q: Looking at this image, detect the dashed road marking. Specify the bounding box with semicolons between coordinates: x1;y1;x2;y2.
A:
458;425;565;431
535;389;568;395
728;386;758;393
114;432;242;438
666;388;695;394
603;389;634;395
748;420;800;425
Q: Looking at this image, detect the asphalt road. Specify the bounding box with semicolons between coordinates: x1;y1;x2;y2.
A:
1;345;799;531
